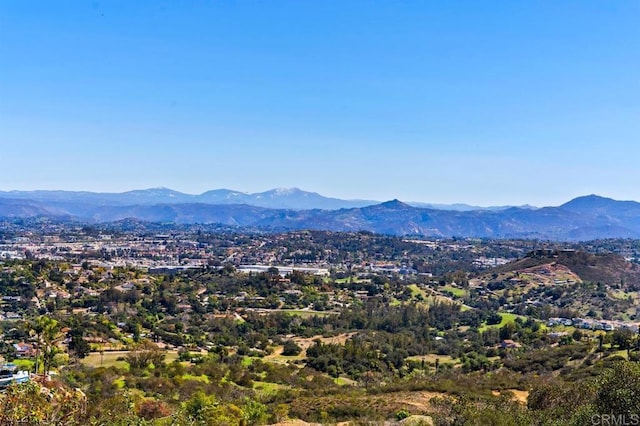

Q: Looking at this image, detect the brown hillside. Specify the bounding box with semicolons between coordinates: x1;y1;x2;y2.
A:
486;250;640;290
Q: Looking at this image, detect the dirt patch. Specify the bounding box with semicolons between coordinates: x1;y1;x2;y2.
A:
293;332;357;350
290;332;358;358
267;345;284;357
396;391;449;411
265;333;357;365
492;389;529;404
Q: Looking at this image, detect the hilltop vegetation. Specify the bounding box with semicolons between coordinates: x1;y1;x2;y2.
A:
475;249;640;322
489;249;640;289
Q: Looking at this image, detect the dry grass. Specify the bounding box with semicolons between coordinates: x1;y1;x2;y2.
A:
289;390;449;422
80;350;179;368
406;354;458;366
293;332;357;351
491;389;529;404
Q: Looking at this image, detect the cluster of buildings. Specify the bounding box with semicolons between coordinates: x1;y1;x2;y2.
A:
1;296;24;321
547;317;640;332
0;363;30;388
237;264;330;276
367;263;417;275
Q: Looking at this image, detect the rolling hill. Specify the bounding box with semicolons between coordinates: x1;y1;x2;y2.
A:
487;249;640;289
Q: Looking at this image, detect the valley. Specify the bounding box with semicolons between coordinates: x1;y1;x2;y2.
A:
1;224;640;424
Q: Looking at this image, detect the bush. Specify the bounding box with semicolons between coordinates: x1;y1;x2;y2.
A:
595;361;640;415
282;340;302;356
396;409;410;420
136;398;172;420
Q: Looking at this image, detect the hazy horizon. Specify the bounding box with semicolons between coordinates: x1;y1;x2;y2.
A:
2;1;639;206
0;184;627;208
0;185;632;209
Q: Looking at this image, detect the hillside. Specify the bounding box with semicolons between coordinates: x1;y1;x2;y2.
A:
473;249;640;321
487;249;640;289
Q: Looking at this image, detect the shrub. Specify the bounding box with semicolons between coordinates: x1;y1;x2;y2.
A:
396;408;411;420
282;340;302;356
136;399;172;420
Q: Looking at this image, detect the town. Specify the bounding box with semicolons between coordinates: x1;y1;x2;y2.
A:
2;220;640;423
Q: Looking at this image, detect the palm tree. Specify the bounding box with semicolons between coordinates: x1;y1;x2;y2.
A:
30;316;62;375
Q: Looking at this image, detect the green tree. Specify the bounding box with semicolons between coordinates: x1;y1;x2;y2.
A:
499;322;517;340
282;340;302;356
595;361;640;415
242;399;267;426
31;316;62;374
126;340;165;370
612;328;633;351
181;392;242;425
68;332;91;359
572;329;584;342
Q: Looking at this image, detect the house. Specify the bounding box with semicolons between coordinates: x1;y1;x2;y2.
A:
13;342;35;358
5;312;22;321
120;282;136;291
602;322;615;331
501;340;521;349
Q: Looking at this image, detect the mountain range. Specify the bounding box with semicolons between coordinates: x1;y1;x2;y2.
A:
0;187;374;210
1;188;639;241
0;188;533;211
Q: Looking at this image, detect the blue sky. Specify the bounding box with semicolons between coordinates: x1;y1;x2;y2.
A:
1;1;639;206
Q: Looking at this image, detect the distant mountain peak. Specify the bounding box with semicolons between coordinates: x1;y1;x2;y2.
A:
199;188;247;195
124;187;186;196
561;194;633;210
272;187;301;195
259;187;310;198
378;199;412;209
566;194;612;203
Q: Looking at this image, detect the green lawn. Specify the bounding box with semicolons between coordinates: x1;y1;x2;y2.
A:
610;350;629;360
478;313;525;332
181;373;210;383
611;291;635;301
442;285;467;298
242;356;257;367
334;376;357;386
253;380;289;394
11;359;34;372
407;284;426;298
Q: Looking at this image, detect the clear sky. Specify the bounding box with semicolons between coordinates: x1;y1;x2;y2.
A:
1;1;639;206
